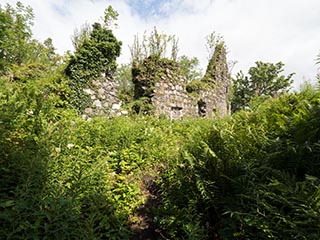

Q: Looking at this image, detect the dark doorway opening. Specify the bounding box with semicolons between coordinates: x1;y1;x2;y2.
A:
198;99;206;117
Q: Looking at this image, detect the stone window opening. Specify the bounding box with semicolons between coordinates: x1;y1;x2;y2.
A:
170;106;183;119
198;99;206;117
171;106;183;111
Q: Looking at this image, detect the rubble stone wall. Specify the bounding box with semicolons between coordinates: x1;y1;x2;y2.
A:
82;76;124;119
132;44;230;119
82;44;230;120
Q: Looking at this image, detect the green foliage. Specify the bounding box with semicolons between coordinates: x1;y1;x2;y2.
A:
0;70;198;238
248;62;294;95
114;63;134;103
2;63;320;239
131;97;154;115
0;2;60;77
0;2;34;72
179;55;202;82
0;83;180;239
1;3;320;239
103;5;119;29
232;61;294;112
156;86;320;239
66;14;122;112
130;27;179;64
186;79;211;95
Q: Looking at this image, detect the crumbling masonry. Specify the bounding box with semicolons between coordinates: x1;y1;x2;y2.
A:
132;43;230;119
83;44;230;119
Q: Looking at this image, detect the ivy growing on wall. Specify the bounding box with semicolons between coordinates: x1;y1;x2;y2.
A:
186;42;228;97
132;56;180;92
65;6;122;112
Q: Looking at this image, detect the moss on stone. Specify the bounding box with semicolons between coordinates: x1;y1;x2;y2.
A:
186;80;210;94
132;55;182;100
203;43;227;84
132;56;181;85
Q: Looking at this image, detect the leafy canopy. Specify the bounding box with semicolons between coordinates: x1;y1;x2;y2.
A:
232;61;294;112
0;2;61;81
0;2;33;72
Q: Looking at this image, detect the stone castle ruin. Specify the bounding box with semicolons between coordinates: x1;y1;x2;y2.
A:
132;43;230;119
83;43;230;119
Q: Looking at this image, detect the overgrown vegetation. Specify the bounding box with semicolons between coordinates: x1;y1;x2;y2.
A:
130;27;179;64
65;6;122;112
156;85;320;239
1;2;320;239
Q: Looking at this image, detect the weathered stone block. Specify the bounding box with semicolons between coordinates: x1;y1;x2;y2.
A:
93;100;102;108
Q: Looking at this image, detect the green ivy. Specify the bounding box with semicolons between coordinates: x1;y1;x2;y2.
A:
65;22;121;112
186;79;212;95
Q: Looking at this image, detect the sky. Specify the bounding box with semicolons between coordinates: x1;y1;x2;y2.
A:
1;0;320;88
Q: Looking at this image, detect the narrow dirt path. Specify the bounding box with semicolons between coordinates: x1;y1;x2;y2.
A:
130;174;167;240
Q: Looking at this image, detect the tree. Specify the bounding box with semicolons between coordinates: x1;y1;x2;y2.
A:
103;5;119;29
231;61;294;112
0;2;61;81
0;2;34;73
67;22;122;79
178;55;202;82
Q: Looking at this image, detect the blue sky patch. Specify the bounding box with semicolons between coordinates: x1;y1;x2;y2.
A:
127;0;180;19
50;2;70;17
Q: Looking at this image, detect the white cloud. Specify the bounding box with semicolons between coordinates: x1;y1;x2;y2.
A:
2;0;320;88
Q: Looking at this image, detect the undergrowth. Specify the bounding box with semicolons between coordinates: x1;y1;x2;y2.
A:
1;77;320;239
156;85;320;239
0;78;210;239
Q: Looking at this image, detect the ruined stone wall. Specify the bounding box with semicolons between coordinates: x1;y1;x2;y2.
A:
132;44;230;119
132;57;198;119
152;74;197;119
201;43;230;117
82;43;230;120
82;75;124;119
